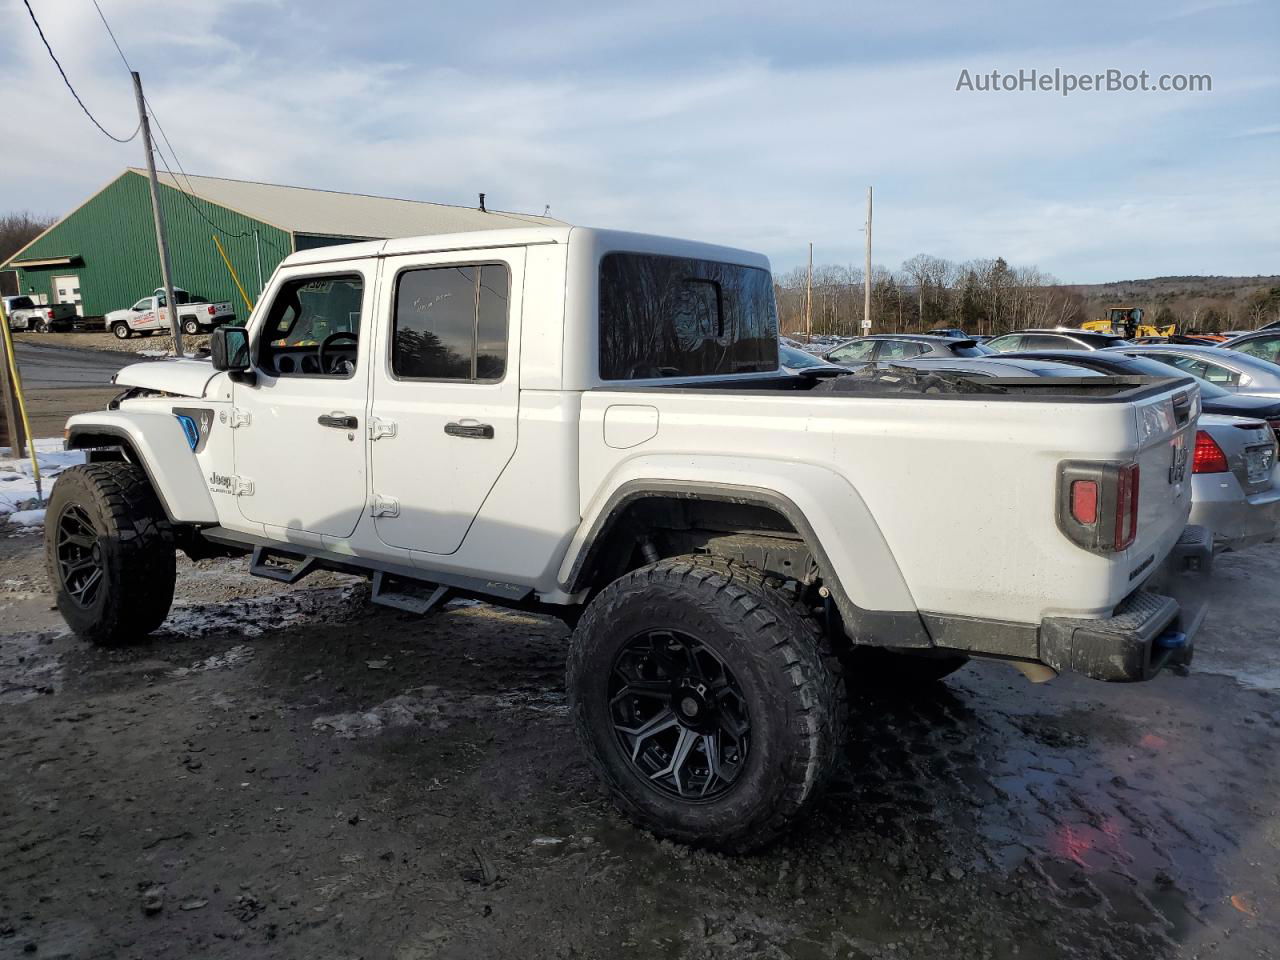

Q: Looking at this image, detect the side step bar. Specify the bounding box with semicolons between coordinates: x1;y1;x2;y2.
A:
200;526;532;610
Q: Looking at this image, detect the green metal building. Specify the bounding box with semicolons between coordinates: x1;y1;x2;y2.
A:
3;168;560;320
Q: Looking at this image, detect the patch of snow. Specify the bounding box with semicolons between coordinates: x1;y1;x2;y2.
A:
170;643;256;677
0;439;85;517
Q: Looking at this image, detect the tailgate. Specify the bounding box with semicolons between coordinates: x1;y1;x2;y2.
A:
1129;384;1198;564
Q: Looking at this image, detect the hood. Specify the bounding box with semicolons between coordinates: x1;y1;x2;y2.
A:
104;308;132;322
114;357;219;398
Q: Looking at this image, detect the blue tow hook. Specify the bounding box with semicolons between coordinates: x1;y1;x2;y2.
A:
1155;630;1187;650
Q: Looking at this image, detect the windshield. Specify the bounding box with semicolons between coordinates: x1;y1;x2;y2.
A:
779;344;826;369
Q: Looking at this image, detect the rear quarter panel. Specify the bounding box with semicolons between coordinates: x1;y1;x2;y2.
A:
578;387;1194;625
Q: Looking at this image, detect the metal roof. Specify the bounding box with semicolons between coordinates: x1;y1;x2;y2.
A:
128;168;564;239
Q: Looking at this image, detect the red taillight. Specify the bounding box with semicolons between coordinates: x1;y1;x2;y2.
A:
207;305;216;316
1070;480;1098;524
1192;430;1229;474
1114;463;1140;551
46;309;54;319
1268;419;1280;444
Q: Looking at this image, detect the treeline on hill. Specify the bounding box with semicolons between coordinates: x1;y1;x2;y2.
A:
775;255;1280;338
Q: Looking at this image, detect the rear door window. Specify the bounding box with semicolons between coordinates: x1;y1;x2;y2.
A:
598;253;778;379
391;263;510;381
985;334;1021;351
1024;334;1074;350
878;339;929;360
1234;336;1280;365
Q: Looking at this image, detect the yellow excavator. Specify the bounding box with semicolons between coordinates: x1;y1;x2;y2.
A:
1082;306;1176;340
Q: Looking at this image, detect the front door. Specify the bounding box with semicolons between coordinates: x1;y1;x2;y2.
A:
52;275;82;316
369;249;524;554
232;266;374;538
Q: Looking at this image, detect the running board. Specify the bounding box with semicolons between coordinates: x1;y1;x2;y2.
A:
250;545;319;584
199;526;532;607
370;572;452;614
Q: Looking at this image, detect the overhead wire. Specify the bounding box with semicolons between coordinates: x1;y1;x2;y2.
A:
22;0;139;143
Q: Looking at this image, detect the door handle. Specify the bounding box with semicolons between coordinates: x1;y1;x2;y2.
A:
444;421;494;439
318;413;358;429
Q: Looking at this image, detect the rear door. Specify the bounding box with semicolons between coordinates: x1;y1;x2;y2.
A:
368;248;524;555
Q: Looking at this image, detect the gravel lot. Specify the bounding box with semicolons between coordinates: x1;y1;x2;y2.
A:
0;524;1277;960
13;329;211;358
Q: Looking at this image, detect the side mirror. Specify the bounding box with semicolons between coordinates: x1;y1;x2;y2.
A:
210;326;251;372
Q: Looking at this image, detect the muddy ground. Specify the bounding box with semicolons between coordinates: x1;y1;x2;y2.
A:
1;529;1278;960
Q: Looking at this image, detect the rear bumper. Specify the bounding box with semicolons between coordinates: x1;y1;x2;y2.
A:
1039;525;1212;682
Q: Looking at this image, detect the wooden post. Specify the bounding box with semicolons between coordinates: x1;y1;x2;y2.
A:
805;242;813;341
863;186;873;334
0;320;26;457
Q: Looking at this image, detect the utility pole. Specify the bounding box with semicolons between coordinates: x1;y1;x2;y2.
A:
863;186;873;334
805;241;813;341
131;71;183;357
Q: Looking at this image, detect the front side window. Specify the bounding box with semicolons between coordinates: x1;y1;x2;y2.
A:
598;253;778;380
392;263;510;381
828;340;877;362
258;273;364;377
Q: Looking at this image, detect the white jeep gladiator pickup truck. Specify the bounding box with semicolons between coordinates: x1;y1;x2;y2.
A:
48;226;1209;851
105;287;235;339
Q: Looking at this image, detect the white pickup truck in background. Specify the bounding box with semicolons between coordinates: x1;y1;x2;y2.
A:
52;226;1210;852
104;287;235;339
3;294;77;332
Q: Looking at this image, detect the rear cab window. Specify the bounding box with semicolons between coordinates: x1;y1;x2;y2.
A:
598;253;778;379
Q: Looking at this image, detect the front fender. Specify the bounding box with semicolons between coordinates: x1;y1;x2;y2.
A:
561;455;930;647
65;411;218;524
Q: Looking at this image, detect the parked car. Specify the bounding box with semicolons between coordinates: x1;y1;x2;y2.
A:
1000;350;1280;437
859;354;1106;380
3;294;76;332
779;343;849;378
1109;344;1280;399
1222;330;1280;366
54;225;1207;852
105;287;235;339
925;327;968;339
1187;414;1280;551
984;328;1130;352
823;333;993;365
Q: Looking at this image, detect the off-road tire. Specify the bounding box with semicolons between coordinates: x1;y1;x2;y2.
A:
182;317;200;336
846;647;969;689
45;463;175;646
567;555;846;853
111;322;132;339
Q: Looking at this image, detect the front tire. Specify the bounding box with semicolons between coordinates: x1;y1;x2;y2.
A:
111;322;132;339
567;555;846;853
45;463;175;646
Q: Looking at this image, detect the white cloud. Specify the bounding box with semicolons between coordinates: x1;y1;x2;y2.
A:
2;0;1275;282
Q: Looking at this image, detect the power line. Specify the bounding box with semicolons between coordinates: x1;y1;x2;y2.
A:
89;0;131;71
21;0;138;143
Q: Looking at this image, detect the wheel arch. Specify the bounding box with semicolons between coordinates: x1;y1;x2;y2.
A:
65;412;218;525
561;475;931;648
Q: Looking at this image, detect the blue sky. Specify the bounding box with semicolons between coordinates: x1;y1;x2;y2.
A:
2;0;1277;282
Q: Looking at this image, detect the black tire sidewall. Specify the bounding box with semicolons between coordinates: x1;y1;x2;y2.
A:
182;319;199;335
570;562;836;847
46;472;124;638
